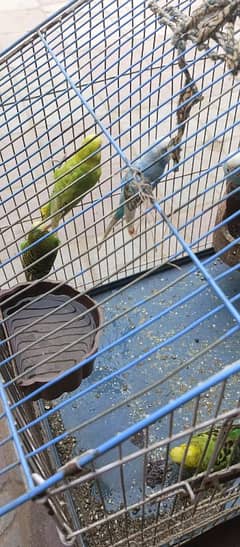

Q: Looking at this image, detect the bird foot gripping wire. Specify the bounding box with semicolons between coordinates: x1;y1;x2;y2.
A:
32;473;75;546
123;168;155;236
99;169;155;248
99;166;182;270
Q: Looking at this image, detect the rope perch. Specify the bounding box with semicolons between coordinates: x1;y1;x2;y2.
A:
149;0;240;167
149;0;240;75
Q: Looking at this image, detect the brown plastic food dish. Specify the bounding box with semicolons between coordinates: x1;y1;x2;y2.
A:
213;181;240;267
0;281;103;400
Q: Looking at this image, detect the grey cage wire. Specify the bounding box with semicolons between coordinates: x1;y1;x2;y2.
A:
0;0;240;546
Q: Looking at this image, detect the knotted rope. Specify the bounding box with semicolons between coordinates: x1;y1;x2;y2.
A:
149;0;240;165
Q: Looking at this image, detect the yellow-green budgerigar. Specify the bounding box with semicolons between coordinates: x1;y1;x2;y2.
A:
20;223;60;281
170;425;240;472
41;134;102;229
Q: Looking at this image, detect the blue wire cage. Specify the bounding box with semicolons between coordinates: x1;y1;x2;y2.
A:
0;0;240;545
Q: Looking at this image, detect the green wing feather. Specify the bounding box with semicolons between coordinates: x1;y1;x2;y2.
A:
20;224;60;281
41;134;102;229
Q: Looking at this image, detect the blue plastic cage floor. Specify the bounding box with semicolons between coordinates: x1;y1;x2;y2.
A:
59;258;240;515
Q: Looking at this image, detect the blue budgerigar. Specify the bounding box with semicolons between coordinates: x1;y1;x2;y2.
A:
101;139;170;243
223;151;240;188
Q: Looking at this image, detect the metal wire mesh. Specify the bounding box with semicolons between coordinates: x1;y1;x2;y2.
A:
0;0;240;546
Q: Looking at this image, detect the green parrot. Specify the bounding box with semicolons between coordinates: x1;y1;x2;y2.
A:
170;425;240;472
41;134;102;229
20;223;60;281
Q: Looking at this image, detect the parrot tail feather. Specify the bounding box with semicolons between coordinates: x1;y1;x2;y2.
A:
99;214;120;249
125;207;137;237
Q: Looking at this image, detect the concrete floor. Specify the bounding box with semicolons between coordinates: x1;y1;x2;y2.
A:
0;0;67;52
0;401;63;547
